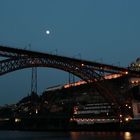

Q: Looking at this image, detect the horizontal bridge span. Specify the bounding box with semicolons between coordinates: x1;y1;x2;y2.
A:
0;45;130;74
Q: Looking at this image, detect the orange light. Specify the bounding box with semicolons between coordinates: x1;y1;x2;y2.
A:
125;118;129;122
125;71;128;74
131;81;134;84
124;132;132;140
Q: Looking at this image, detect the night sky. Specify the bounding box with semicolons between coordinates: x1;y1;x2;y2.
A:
0;0;140;105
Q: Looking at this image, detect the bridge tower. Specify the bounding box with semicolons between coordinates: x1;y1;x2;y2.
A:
68;72;75;85
31;67;37;95
30;67;39;114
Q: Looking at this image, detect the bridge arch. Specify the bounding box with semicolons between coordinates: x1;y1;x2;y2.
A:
0;57;98;82
0;46;137;116
0;57;120;105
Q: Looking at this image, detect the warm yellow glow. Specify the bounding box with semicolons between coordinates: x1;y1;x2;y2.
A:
81;63;84;66
64;80;87;88
125;71;128;74
71;118;121;124
124;132;132;140
125;118;129;122
64;74;122;89
71;132;80;140
104;74;122;79
131;81;134;84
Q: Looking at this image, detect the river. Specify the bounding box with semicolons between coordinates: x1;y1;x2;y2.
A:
0;131;139;140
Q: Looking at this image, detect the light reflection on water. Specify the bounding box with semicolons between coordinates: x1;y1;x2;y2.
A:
0;131;139;140
70;131;138;140
124;132;132;140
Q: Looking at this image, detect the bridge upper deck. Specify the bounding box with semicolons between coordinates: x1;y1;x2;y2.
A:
0;45;138;76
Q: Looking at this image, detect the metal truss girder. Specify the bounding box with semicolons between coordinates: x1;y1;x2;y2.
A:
0;45;131;74
0;57;123;108
0;57;97;81
0;46;135;113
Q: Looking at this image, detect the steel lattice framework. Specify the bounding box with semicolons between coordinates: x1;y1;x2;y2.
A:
0;57;101;81
0;45;140;114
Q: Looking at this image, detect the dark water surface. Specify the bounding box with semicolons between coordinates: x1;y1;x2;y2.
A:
0;131;139;140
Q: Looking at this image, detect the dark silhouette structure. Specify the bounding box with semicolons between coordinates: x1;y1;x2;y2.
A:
0;45;140;116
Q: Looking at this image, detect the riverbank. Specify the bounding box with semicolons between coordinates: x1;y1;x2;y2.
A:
0;117;140;131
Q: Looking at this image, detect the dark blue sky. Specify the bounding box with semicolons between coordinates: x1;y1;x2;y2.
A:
0;0;140;105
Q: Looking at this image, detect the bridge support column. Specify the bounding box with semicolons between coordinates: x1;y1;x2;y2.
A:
132;100;140;120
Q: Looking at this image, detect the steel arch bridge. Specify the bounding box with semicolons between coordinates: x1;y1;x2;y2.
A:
0;45;140;113
0;56;103;81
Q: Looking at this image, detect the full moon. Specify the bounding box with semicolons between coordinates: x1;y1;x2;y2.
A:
46;30;50;35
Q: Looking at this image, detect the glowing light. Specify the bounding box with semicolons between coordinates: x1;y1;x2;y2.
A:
131;81;134;84
124;132;132;140
46;30;50;35
125;71;128;74
15;118;21;123
120;114;122;117
125;118;129;122
35;109;38;114
70;118;73;122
